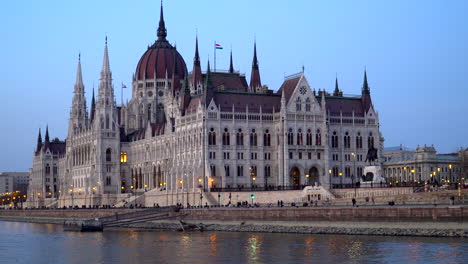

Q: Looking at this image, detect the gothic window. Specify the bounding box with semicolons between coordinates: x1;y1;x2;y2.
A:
236;129;244;146
222;128;230;146
305;98;311;112
287;128;294;145
210;165;216;177
331;131;338;148
250;166;257;177
224;165;230;177
263;129;271;147
356;132;363;149
296;97;302;111
237;166;243;177
306;129;312;145
147;104;152;121
120;152;127;163
106;148;112;162
45;164;50;175
344;132;351;148
345;167;351;178
297;129;303;145
106;114;109;129
332;167;339;177
208;128;216;145
53;166;58;175
265;166;271;178
368;132;374;148
156;103;165;123
250;129;257;146
315;129;322;146
106;176;111;186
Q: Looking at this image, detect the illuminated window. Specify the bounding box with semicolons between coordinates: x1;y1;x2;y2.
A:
120;152;128;163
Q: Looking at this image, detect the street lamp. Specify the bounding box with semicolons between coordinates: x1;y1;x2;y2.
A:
306;173;310;186
328;169;332;188
449;164;453;183
130;185;135;208
351;152;357;196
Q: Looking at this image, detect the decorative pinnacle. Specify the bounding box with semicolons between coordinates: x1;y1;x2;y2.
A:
157;1;167;41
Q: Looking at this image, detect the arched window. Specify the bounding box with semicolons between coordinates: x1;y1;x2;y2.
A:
147;104;152;121
306;129;312;145
264;165;271;178
208;128;216;145
331;131;338;148
305;98;311;112
106;114;110;129
263;129;271;147
250;129;257;146
296;97;302;111
156;103;165;123
368;132;374;148
222;128;230;146
315;129;321;146
236;129;244;146
45;164;50;175
297;129;303;145
344;132;350;148
106;148;112;162
356;132;363;149
287;128;294;145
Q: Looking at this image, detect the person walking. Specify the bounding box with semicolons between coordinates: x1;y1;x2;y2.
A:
352;198;356;207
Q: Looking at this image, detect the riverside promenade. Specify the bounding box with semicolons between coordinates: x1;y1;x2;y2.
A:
1;205;467;237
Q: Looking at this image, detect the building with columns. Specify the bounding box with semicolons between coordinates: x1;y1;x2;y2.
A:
383;145;466;185
28;4;383;207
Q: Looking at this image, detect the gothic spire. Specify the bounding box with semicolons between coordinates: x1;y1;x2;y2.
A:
75;53;83;89
45;125;50;143
157;1;167;41
191;35;202;89
90;87;96;123
229;49;234;73
362;70;370;95
249;41;262;92
101;36;111;79
204;59;214;104
36;128;42;152
333;77;340;96
194;35;200;65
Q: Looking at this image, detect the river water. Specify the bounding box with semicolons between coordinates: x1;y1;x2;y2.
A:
0;221;466;264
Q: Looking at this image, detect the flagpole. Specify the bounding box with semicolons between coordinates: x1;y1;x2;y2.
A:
121;82;123;107
214;40;216;72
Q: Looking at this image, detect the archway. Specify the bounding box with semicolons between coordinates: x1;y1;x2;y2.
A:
309;167;319;186
290;167;301;186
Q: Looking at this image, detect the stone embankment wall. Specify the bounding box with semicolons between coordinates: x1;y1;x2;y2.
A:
1;206;466;222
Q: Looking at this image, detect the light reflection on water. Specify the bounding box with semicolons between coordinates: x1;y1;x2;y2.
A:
0;221;466;264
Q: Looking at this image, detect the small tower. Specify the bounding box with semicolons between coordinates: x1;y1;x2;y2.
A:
333;77;342;96
36;128;42;153
203;60;214;105
361;70;373;112
229;50;234;73
190;36;203;95
68;54;88;136
249;42;262;93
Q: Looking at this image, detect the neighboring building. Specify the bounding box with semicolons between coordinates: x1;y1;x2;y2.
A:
0;172;29;194
383;145;465;185
28;4;383;207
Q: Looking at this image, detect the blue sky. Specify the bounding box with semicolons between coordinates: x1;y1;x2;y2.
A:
1;0;467;172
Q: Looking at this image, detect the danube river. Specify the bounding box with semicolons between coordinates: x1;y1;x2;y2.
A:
0;221;466;264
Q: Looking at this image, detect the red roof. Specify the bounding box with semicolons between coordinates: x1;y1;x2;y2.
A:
211;72;248;92
278;76;300;102
214;92;281;113
135;43;187;80
324;97;366;116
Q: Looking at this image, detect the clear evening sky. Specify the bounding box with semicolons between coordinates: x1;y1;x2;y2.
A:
1;0;467;172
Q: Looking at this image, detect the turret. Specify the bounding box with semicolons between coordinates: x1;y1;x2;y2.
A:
361;70;373;112
204;60;214;105
36;128;42;152
249;42;262;92
333;77;342;96
229;50;234;73
68;54;88;135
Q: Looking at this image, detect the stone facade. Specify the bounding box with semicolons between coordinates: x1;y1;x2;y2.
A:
383;145;466;185
28;5;383;208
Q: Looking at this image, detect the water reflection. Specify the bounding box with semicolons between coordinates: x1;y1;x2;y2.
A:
0;221;466;264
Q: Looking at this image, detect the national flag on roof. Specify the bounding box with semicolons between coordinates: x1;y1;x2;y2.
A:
215;43;223;49
122;83;127;88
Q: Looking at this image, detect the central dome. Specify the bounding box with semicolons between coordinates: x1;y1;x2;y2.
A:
135;5;187;81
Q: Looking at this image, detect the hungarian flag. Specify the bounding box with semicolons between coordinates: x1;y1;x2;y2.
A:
122;83;127;88
215;43;223;49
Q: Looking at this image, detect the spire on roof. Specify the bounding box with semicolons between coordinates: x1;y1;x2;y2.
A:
90;87;96;123
249;41;262;92
229;49;234;73
75;53;83;88
333;77;340;96
206;59;212;87
157;1;167;41
362;69;370;95
101;36;111;78
45;125;50;143
191;35;202;89
36;128;42;152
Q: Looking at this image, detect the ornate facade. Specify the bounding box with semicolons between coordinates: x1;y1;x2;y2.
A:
28;5;383;207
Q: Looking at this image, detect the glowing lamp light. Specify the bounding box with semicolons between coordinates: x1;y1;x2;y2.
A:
252;177;256;181
339;172;343;176
306;174;310;178
121;186;125;190
130;185;134;189
328;169;332;174
144;184;148;188
179;181;183;184
92;187;97;190
210;178;214;182
198;178;202;183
